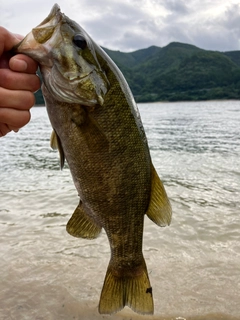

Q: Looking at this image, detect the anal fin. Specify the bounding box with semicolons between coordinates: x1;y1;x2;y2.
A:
66;201;102;239
146;164;172;227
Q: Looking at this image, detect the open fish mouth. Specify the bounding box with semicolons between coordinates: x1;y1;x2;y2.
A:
14;4;62;51
31;4;63;45
14;4;65;64
34;3;62;31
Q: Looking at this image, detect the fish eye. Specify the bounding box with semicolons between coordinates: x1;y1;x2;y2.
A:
73;34;87;50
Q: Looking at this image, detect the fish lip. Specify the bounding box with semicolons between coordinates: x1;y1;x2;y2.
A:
13;4;63;53
37;3;62;27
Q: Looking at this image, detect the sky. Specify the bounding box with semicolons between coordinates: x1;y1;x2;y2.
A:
1;0;240;52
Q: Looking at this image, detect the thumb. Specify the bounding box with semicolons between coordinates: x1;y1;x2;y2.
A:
0;27;24;55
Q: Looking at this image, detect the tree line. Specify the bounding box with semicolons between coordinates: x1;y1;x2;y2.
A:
35;42;240;104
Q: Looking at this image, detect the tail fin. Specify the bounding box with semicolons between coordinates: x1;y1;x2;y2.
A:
98;258;153;315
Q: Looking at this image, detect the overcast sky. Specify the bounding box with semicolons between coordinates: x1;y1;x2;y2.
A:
1;0;240;52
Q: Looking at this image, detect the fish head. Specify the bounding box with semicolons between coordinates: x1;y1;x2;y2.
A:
15;4;108;107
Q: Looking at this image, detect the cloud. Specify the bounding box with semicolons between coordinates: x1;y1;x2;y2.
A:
162;0;189;15
187;2;240;51
1;0;240;52
72;0;162;51
221;3;240;31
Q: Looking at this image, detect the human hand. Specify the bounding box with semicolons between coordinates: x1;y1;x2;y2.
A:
0;27;41;137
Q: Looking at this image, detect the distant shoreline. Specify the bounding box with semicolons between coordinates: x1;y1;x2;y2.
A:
34;98;240;107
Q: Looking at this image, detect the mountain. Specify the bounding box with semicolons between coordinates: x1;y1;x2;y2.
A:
223;51;240;67
35;42;240;104
103;45;162;68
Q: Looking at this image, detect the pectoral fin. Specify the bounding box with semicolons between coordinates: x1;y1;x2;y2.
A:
70;105;109;153
66;201;102;239
50;130;65;169
146;164;172;227
79;113;109;153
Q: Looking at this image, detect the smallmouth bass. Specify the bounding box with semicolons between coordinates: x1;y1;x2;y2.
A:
15;4;172;315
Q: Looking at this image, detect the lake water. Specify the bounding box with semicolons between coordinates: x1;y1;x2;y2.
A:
0;100;239;320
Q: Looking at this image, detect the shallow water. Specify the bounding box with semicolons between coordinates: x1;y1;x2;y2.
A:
0;101;239;320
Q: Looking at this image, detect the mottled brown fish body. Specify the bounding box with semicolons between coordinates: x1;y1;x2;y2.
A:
15;4;172;315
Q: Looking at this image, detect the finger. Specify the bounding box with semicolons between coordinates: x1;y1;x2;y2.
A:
0;108;31;128
0;27;22;55
11;127;20;132
0;51;13;68
0;123;12;137
9;54;39;74
0;123;20;136
13;34;24;42
0;87;35;109
0;68;40;92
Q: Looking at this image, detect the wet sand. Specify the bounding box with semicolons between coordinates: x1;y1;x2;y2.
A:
0;231;239;320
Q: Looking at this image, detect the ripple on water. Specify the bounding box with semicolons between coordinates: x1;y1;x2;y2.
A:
0;102;240;319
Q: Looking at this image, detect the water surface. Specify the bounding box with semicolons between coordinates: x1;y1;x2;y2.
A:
0;101;239;320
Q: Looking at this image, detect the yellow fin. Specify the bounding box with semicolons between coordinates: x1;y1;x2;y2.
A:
146;164;172;227
66;201;102;239
50;130;65;169
50;130;58;150
99;258;153;315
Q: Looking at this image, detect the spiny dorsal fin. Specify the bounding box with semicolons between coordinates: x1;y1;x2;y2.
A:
66;201;102;239
99;257;153;315
50;130;65;170
146;164;172;227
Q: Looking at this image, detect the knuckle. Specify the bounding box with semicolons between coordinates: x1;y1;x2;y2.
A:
21;110;31;125
25;92;35;107
21;91;35;108
32;75;41;92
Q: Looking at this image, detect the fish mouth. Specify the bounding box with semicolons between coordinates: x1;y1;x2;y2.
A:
13;4;64;69
31;4;63;45
37;3;62;27
14;4;63;54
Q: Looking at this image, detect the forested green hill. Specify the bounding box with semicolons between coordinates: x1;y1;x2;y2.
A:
35;42;240;104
